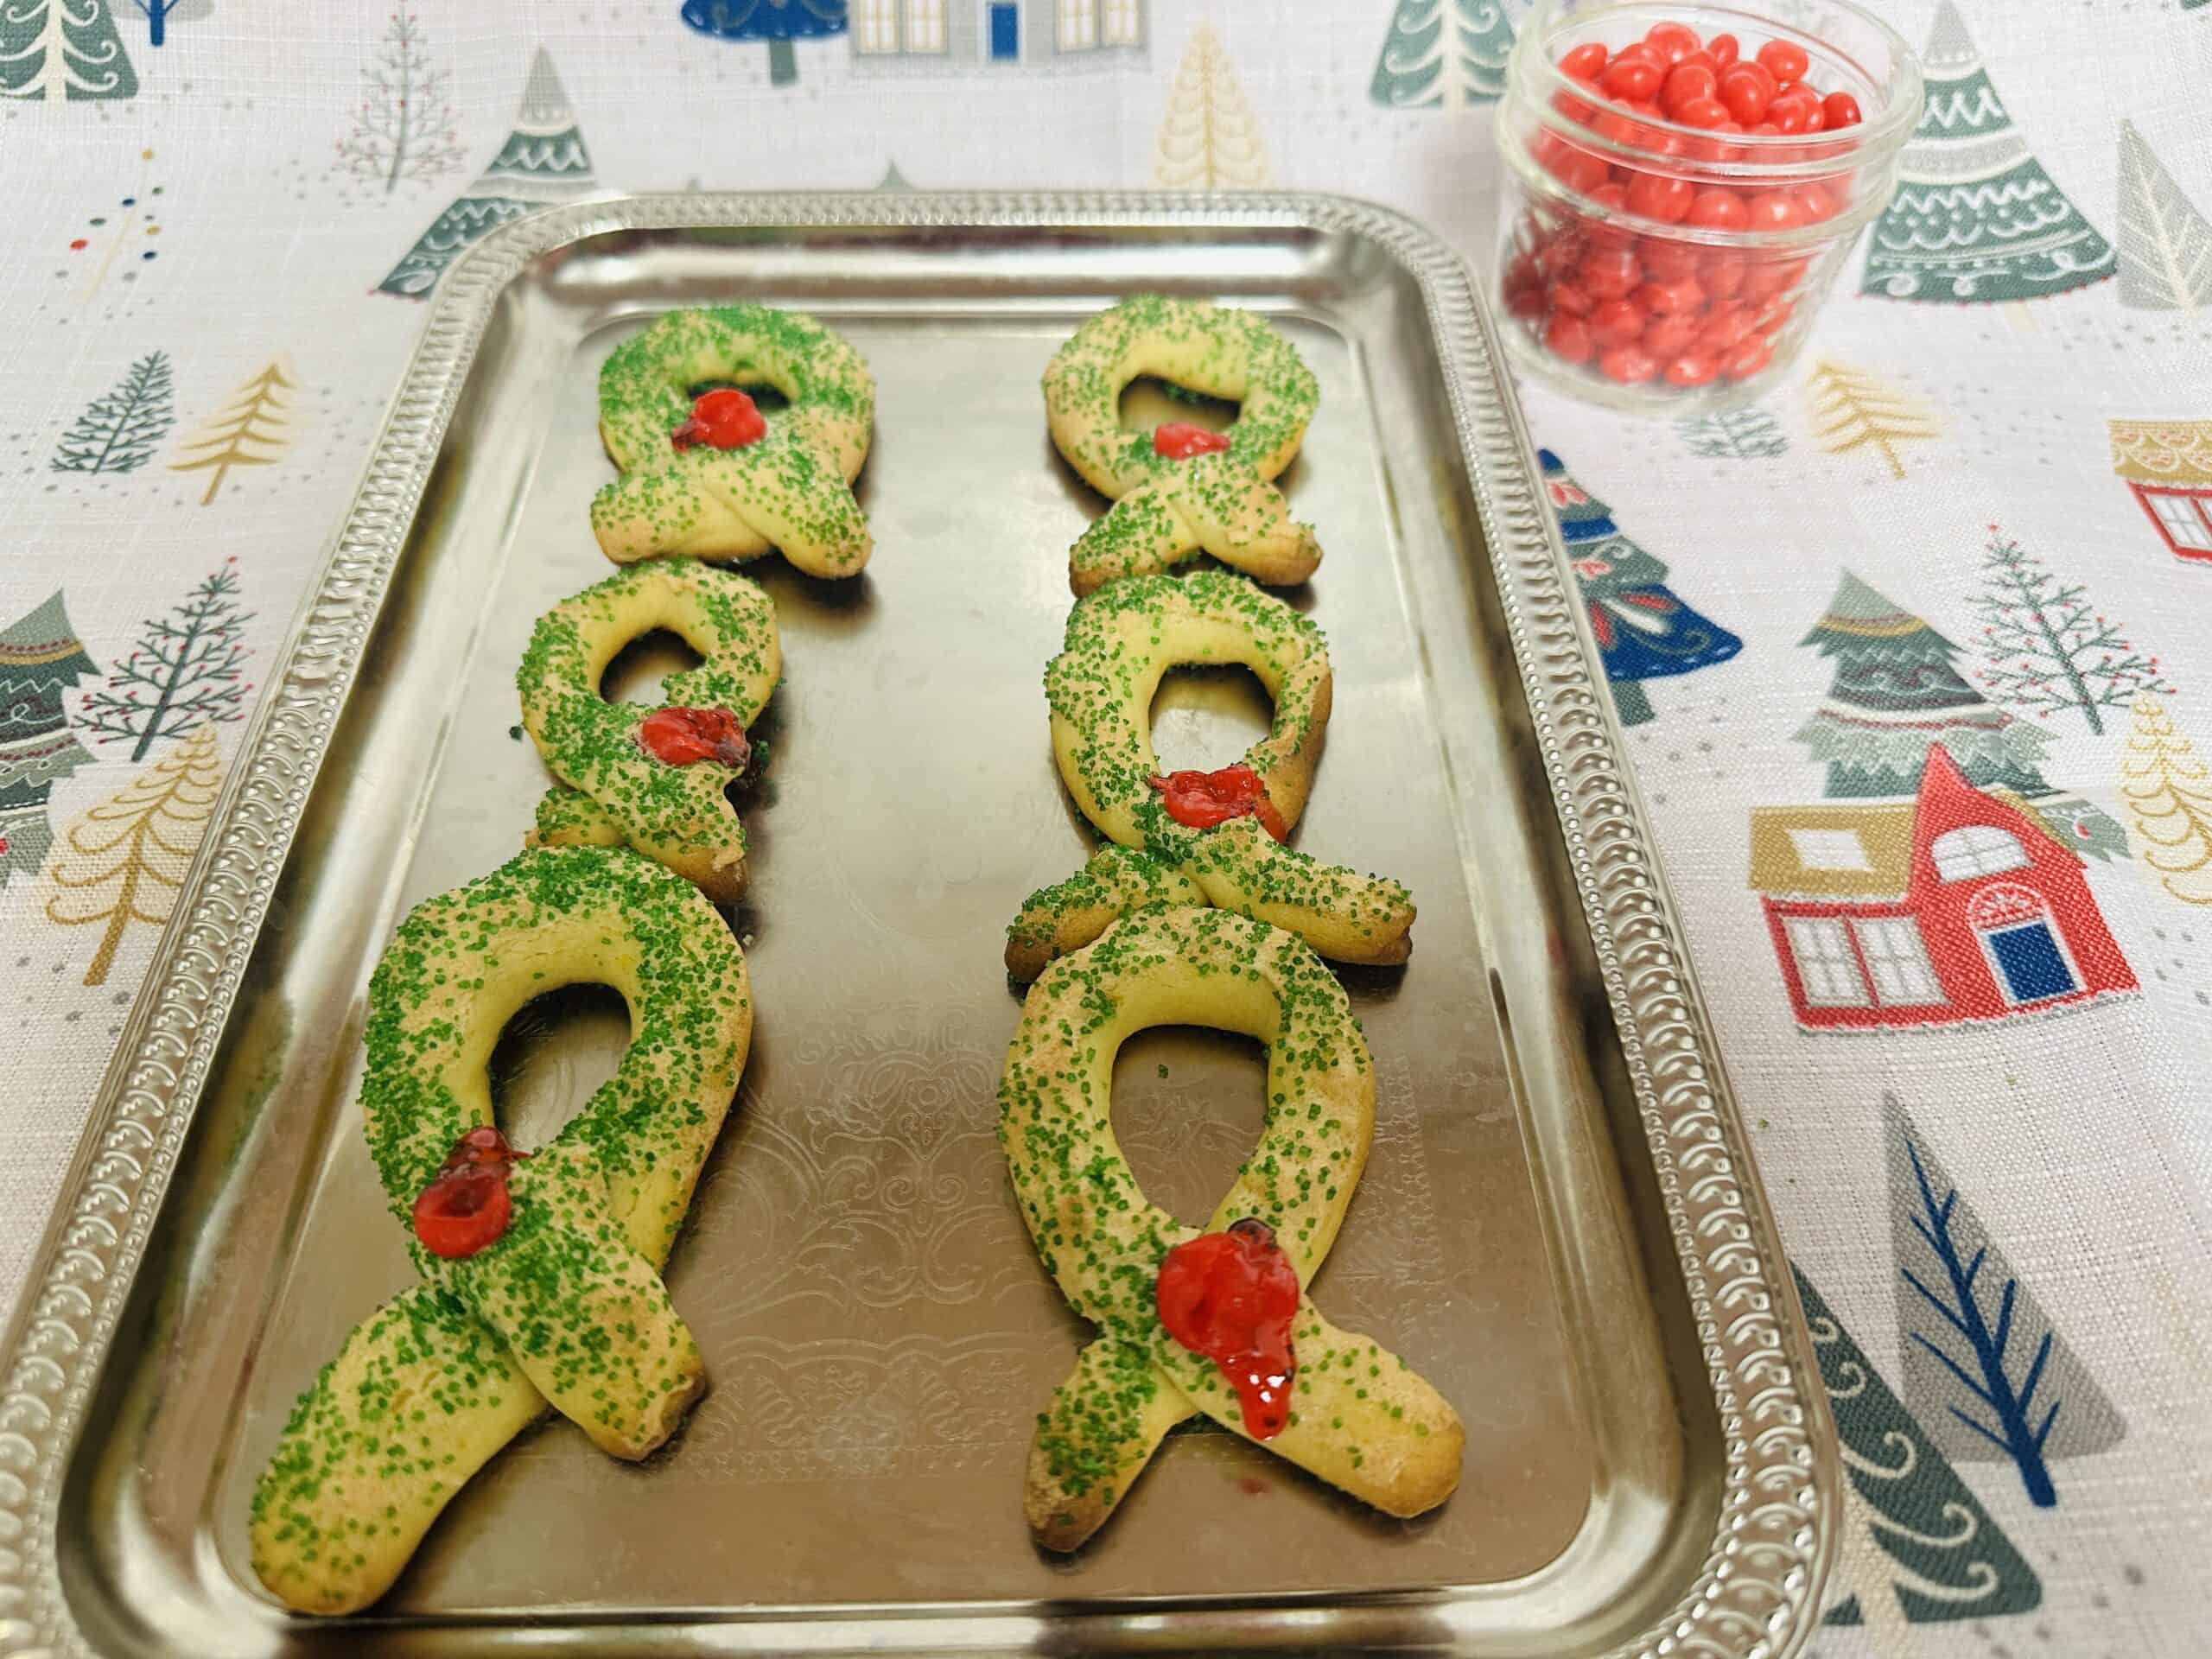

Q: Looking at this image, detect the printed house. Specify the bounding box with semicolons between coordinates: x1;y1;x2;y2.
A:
1749;746;2135;1029
2110;419;2212;563
851;0;1144;69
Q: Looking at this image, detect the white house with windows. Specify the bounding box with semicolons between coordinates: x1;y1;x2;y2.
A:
850;0;1146;71
1748;745;2137;1029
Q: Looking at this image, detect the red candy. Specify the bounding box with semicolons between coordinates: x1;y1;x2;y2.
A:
1662;61;1716;111
1599;55;1662;103
1705;32;1739;70
1546;314;1595;363
1688;188;1751;231
1599;344;1662;383
1153;422;1232;459
1559;40;1607;80
1643;20;1700;64
671;387;766;452
1626;169;1695;222
1757;39;1809;87
1823;90;1862;128
412;1126;531;1261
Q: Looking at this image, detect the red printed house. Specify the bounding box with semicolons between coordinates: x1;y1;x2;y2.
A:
2110;419;2212;564
1749;745;2136;1029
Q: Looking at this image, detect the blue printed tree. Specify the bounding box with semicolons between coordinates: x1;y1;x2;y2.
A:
79;563;254;763
682;0;847;86
0;594;98;889
130;0;197;48
1540;449;1741;726
52;351;174;475
1370;0;1512;109
1793;1263;2041;1630
1885;1095;2126;1509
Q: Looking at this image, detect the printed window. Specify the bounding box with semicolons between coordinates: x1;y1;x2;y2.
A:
1788;827;1872;872
856;0;899;51
1931;824;2029;881
1103;0;1141;44
1058;0;1099;50
904;0;947;50
1851;917;1945;1006
2145;489;2212;553
1783;917;1871;1007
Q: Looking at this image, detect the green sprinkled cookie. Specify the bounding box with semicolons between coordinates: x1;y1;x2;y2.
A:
1044;295;1322;594
593;304;874;576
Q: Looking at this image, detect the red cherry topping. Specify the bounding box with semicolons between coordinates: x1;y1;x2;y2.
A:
1145;764;1289;841
637;706;752;770
1155;1217;1301;1440
412;1126;531;1261
1153;422;1233;460
671;386;767;453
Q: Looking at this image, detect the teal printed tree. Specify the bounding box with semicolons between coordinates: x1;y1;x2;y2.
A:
1370;0;1512;109
2115;118;2212;313
1792;1263;2042;1630
1974;528;2173;737
1861;1;2113;302
337;12;465;193
682;0;847;86
1678;405;1789;461
1796;572;2127;860
80;563;253;763
1540;450;1741;726
1885;1096;2126;1508
0;0;136;99
378;48;595;298
52;351;173;474
0;594;97;889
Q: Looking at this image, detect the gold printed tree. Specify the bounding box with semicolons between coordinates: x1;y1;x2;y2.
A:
2119;694;2212;905
45;723;223;986
1154;22;1270;189
1806;359;1940;480
170;357;296;504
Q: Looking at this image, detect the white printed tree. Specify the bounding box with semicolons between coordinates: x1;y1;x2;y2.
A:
0;0;137;99
1154;23;1269;189
2115;118;2212;313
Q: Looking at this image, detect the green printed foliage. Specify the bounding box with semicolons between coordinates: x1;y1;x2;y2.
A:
1678;405;1788;460
1370;0;1512;109
0;0;137;99
53;351;174;474
1973;528;2174;737
80;564;253;763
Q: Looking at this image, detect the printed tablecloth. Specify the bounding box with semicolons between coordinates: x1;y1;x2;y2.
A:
2;1;2208;1651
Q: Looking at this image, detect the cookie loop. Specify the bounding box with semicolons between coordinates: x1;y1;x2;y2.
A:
518;558;780;906
1001;906;1465;1551
1010;570;1414;976
592;305;874;577
1045;296;1323;594
251;846;753;1613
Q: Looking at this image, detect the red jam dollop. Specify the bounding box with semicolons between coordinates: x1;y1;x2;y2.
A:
413;1125;531;1261
671;387;767;453
1153;422;1232;460
1146;763;1288;842
638;706;752;770
1155;1217;1300;1440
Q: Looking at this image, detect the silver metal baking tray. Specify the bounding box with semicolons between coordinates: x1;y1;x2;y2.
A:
0;193;1835;1657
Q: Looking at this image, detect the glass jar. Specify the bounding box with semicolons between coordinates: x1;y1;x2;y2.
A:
1492;0;1923;413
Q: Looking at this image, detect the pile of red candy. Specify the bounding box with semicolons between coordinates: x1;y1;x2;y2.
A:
1503;18;1868;391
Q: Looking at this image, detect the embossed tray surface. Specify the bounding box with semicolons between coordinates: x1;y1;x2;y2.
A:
0;195;1834;1658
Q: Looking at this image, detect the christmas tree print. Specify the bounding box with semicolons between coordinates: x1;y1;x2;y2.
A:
79;563;254;763
169;359;294;505
2115;118;2212;313
1677;404;1789;461
2119;696;2212;905
0;593;97;891
1973;527;2173;737
682;0;846;86
0;0;137;100
130;0;193;48
336;12;465;194
44;723;223;987
1860;1;2113;303
1792;1263;2042;1628
1540;450;1741;726
1370;0;1512;110
1154;22;1270;188
1806;360;1939;480
1795;572;2128;860
63;162;167;308
1885;1094;2126;1508
51;350;174;474
378;48;597;298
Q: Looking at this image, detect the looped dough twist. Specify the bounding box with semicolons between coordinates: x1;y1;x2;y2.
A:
1007;571;1415;976
519;557;779;905
250;845;752;1614
592;305;874;577
1001;905;1465;1550
1045;296;1322;594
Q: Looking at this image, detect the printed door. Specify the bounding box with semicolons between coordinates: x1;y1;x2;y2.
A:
989;2;1019;58
1983;920;2080;1005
